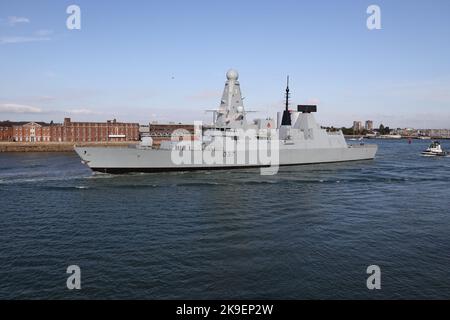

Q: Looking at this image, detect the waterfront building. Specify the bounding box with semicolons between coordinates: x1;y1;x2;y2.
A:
149;123;194;138
419;129;450;138
353;121;363;133
61;118;139;142
12;121;60;142
365;120;374;131
0;121;14;141
1;118;139;142
139;125;150;135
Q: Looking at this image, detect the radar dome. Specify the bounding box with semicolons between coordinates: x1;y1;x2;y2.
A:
226;69;239;81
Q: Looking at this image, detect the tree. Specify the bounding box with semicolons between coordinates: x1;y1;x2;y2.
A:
378;124;391;135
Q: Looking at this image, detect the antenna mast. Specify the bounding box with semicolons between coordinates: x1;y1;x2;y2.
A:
285;76;290;111
281;75;292;126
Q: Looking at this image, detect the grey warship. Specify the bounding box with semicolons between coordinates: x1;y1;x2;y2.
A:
75;69;377;173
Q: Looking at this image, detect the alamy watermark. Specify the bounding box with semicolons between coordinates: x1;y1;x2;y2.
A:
66;5;81;30
66;265;81;290
65;5;380;31
170;122;280;175
367;5;382;30
366;265;381;290
63;264;382;292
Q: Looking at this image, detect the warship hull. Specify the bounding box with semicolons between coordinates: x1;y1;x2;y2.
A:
74;70;379;174
75;144;377;174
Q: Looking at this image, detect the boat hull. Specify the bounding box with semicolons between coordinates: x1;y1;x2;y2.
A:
421;152;447;157
75;144;378;174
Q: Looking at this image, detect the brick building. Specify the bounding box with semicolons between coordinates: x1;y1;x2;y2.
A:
0;121;14;141
61;118;139;142
12;121;61;142
148;123;195;144
149;123;194;138
1;118;140;142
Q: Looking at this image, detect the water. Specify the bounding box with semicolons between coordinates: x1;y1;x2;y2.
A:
1;140;450;299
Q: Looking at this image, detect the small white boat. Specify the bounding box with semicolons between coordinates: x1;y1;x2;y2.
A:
380;134;402;139
421;141;447;157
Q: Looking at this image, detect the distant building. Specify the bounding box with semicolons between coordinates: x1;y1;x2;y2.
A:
1;121;58;142
148;123;195;144
0;121;14;141
419;129;450;138
353;121;363;133
2;118;139;142
60;118;139;142
12;121;60;142
149;123;194;138
139;125;150;133
365;120;373;131
395;128;416;137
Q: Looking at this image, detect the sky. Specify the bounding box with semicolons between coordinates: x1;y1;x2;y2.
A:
1;0;450;128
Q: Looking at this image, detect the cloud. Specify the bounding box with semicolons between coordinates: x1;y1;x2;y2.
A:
67;109;104;116
0;103;42;113
0;36;51;44
0;103;105;118
0;15;53;45
7;16;30;26
0;28;53;45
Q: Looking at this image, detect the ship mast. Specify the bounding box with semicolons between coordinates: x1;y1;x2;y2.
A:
281;75;292;126
285;75;290;111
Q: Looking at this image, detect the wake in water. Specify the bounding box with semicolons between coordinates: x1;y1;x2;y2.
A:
0;174;88;185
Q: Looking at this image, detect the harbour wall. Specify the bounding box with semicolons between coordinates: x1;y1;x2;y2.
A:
0;142;139;152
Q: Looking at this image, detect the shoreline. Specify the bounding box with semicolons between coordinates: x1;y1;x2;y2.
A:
0;141;139;153
344;135;450;140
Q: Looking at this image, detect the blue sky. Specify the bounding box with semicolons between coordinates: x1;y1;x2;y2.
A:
1;0;450;128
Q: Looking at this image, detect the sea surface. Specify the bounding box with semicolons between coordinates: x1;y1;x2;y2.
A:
1;140;450;299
